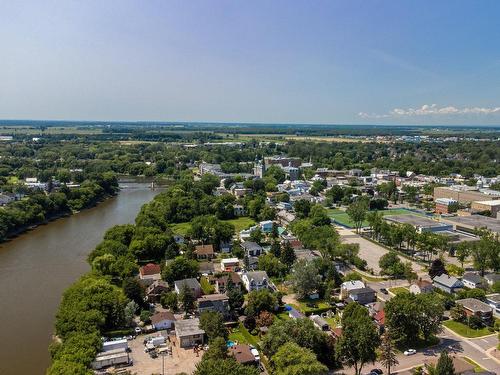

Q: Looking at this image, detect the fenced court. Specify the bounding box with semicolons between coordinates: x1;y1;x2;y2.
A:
328;208;425;228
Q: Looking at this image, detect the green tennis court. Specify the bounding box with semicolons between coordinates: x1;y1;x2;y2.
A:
327;208;423;228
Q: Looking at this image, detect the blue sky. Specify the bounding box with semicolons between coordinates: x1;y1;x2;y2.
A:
1;0;500;125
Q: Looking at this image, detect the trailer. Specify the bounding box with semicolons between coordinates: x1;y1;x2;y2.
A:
102;339;128;352
150;336;166;347
91;349;131;370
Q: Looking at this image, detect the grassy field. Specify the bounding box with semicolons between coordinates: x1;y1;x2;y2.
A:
443;320;493;338
171;216;256;235
328;208;423;228
389;287;410;295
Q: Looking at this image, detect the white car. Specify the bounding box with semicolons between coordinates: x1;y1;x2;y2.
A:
404;349;416;356
134;327;142;334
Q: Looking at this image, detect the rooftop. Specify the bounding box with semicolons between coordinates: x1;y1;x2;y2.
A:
140;263;161;276
151;311;176;324
195;244;214;255
441;215;500;234
384;214;448;229
229;344;256;364
456;298;493;313
175;318;205;337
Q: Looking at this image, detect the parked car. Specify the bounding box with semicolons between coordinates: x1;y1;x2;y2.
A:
134;327;142;334
370;369;383;375
404;349;416;356
379;288;388;294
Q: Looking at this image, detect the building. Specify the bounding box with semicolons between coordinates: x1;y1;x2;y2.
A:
174;278;202;298
264;156;301;169
195;244;215;261
139;263;162;286
340;280;365;299
151;311;176;330
461;273;484;289
409;279;434;294
145;280;169;303
221;258;240;272
433;274;463;294
214;272;243;293
346;287;377;305
485;294;500;315
175;318;205;348
229;344;259;366
456;298;493;324
384;214;452;233
310;315;330;331
241;241;263;257
233;204;246;217
471;200;500;218
440;215;500;236
241;271;271;292
259;220;274;233
484;273;500;287
197;294;230;318
434;185;500;205
435;198;458;214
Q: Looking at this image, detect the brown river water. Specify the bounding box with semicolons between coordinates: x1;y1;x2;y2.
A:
0;183;160;375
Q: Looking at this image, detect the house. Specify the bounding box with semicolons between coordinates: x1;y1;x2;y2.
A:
484;273;500;287
373;310;385;332
259;220;274;233
310;315;330;331
241;241;263;257
340;280;365;299
288;308;304;320
151;311;176;330
220;241;232;253
175;318;205;348
221;258;240;272
432;274;464;294
241;271;270;292
368;301;385;317
195;244;215;261
233;204;246;217
174;278;202;298
197;294;230;318
346;287;377;305
145;280;169;303
214;273;242;294
229;344;258;366
462;273;484;289
331;327;343;341
409;279;434;295
456;298;493;324
485;294;500;314
139;263;162;286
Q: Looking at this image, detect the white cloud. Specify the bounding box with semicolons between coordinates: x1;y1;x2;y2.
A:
359;104;500;119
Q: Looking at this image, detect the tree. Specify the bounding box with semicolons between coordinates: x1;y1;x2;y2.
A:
450;305;466;323
123;301;139;326
336;302;380;375
309;204;331;226
162;256;199;283
280;241;297;269
122;277;145;306
379;333;398;375
160;291;178;312
194;358;259;375
202;336;227;361
435;351;455;375
199;311;228;341
429;258;447;279
346;200;368;233
179;283;196;314
294;199;311;219
272;342;328;375
258;253;287;277
455;242;471;268
245;289;278;316
249;227;263;244
227;284;244;312
256;311;274;328
290;259;322;299
379;252;405;278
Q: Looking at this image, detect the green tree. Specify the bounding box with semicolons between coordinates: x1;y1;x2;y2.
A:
280;241;297;269
435;350;455;375
160;291;178;312
202;336;228;361
245;289;278;316
290;259;322;299
199;311;228;341
272;342;328;375
379;333;399;375
179;283;196;314
194;358;259;375
122;277;145;306
162;256;199;283
336;302;380;375
346;200;368;233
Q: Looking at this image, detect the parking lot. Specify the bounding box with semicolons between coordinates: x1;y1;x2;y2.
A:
126;331;203;375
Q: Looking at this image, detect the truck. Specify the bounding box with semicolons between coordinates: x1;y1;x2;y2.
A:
91;349;131;370
102;339;129;352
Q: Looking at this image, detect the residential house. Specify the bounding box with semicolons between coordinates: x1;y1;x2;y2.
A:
484;273;500;287
456;298;493;325
485;294;500;314
241;271;270;292
174;278;202;298
241;241;263;257
151;311;176;330
145;280;169;303
233;204;246;217
198;261;215;275
139;263;162;286
346;287;377;305
221;258;240;272
175;318;205;348
310;315;330;331
373;310;385;333
229;344;259;367
409;279;434;295
214;273;242;294
368;301;385;317
197;294;230;318
195;244;215;261
462;273;484;289
259;220;274;233
230;183;252;198
432;274;464;294
340;280;365;300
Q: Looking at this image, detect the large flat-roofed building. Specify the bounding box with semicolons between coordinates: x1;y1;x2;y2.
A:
434;186;500;205
264;156;302;168
471;200;500;218
440;215;500;235
384;214;452;233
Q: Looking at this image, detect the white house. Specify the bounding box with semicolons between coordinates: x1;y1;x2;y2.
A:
340;280;365;299
151;311;176;330
241;271;270;292
461;273;483;289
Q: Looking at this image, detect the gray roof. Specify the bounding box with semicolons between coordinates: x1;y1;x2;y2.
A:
485;273;500;282
456;298;493;313
175;318;205;337
349;287;376;296
174;278;201;290
462;272;483;284
243;271;269;284
433;274;463;288
486;293;500;303
241;241;263;251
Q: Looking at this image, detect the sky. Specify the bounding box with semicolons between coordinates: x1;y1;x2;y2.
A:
1;0;500;125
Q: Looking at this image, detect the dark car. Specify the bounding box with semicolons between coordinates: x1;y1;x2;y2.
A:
370;369;383;375
379;288;388;294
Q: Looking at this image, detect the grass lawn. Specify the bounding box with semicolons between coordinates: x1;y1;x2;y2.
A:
328;208;423;228
389;287;410;295
276;311;291;321
228;323;260;348
170;217;256;235
293;298;333;314
351;271;388;282
443;320;493;338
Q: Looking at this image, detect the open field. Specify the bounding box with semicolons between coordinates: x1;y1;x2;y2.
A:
328;208;424;228
443;320;493;338
171;217;256;235
0;126;103;135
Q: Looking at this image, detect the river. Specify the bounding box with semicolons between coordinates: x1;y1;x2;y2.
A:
0;183;160;375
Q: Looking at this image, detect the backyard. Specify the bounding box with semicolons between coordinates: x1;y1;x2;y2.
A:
443;320;495;338
171;216;256;235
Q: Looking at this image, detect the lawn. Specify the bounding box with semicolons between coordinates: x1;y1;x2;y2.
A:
170;217;256;235
228;323;260;348
443;320;493;338
292;298;333;315
389;287;410;295
328;208;423;228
